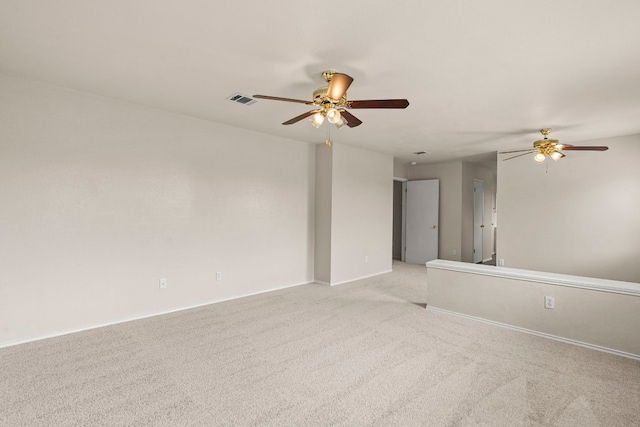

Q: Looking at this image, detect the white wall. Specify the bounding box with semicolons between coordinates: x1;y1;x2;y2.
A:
330;144;393;284
314;144;332;284
497;134;640;283
0;74;316;346
393;158;408;179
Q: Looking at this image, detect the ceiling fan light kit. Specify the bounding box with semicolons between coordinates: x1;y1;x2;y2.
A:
532;128;564;163
501;128;609;163
253;69;409;130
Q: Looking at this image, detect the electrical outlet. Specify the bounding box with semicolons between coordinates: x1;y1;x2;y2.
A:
498;259;505;266
159;278;168;290
544;296;554;309
216;272;222;281
452;249;457;255
365;256;368;262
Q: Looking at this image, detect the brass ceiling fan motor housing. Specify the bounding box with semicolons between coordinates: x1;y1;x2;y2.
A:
534;132;560;156
313;86;330;104
313;70;349;106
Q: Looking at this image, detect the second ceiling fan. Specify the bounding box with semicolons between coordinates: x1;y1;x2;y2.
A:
254;70;409;129
501;128;609;163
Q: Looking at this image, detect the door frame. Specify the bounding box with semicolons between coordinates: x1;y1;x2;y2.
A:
473;178;484;263
401;180;407;262
391;176;408;262
392;177;408;262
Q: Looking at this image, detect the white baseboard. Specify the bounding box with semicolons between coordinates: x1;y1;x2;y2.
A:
426;306;640;361
1;280;313;350
330;269;393;286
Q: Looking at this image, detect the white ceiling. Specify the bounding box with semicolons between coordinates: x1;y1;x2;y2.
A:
2;1;640;166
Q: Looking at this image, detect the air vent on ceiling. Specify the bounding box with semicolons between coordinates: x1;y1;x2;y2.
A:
227;93;258;105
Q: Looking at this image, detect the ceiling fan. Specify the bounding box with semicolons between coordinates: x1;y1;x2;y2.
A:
253;70;409;129
501;128;609;163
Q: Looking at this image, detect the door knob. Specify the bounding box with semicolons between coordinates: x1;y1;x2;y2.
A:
480;225;485;228
433;225;437;229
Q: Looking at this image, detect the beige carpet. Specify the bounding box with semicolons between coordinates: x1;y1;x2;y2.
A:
1;261;639;426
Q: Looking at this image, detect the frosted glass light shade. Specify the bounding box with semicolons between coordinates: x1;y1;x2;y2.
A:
326;108;341;124
550;151;563;161
310;112;324;128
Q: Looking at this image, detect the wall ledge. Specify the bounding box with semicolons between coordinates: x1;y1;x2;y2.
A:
426;260;640;297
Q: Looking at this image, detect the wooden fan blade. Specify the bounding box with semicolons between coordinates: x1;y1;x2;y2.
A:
502;151;534;161
499;148;536;154
327;73;354;101
339;110;362;128
282;110;318;125
560;145;609;151
348;99;410;109
253;94;313;105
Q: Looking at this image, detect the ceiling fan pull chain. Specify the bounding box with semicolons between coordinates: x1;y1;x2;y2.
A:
325;122;332;147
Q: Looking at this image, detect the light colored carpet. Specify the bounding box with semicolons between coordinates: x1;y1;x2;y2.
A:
1;261;639;426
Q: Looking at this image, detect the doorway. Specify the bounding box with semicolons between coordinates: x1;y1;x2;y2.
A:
392;180;404;260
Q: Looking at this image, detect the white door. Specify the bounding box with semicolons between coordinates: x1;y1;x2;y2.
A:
473;179;484;263
405;179;439;264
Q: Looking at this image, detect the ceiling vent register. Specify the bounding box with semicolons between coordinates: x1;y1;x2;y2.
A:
227;93;258;105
